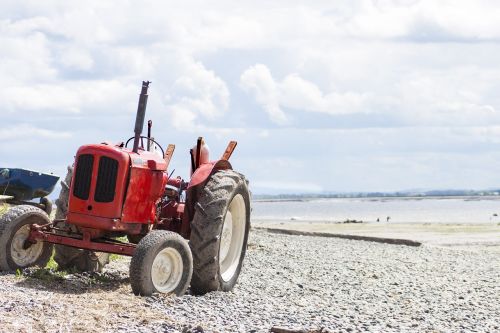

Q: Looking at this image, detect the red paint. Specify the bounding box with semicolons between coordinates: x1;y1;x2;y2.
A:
160;201;184;221
123;149;167;224
29;226;136;256
154;200;183;235
67;144;168;232
167;176;183;188
69;144;130;219
188;159;232;189
66;211;142;234
33;134;239;256
21;80;244;262
121;168;165;224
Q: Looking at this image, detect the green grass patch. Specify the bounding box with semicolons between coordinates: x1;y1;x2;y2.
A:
14;240;125;284
88;273;115;283
27;268;68;282
0;203;9;215
108;236;128;262
19;266;118;284
45;251;58;270
109;253;122;261
15;250;70;282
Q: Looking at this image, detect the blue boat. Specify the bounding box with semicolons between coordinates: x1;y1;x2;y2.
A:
0;168;59;201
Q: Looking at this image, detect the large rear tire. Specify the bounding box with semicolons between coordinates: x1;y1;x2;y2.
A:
130;231;193;296
53;166;110;272
0;205;53;271
189;169;250;295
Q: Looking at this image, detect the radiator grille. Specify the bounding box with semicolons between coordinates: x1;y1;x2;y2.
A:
94;156;118;203
73;154;93;200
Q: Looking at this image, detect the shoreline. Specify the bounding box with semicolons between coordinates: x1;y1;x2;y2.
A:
253;217;500;225
252;219;500;250
253;195;500;202
256;226;423;247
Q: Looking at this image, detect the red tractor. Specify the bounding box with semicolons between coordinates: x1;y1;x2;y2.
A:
0;81;251;296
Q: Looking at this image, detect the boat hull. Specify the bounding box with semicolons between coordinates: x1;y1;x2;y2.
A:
0;168;59;201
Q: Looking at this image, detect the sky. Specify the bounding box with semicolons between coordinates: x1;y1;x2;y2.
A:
1;0;500;194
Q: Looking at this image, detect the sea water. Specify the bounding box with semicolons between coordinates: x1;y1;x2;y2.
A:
251;196;500;224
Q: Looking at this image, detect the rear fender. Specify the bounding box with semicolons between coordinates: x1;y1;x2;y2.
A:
187;159;232;189
181;159;232;238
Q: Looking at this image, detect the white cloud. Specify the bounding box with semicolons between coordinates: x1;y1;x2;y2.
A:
241;57;500;126
60;47;94;71
279;74;370;115
1;1;500;193
240;64;288;125
0;10;231;128
0;124;71;140
240;64;371;124
393;69;500;126
168;105;198;130
170;60;230;121
0;30;55;82
0;81;137;114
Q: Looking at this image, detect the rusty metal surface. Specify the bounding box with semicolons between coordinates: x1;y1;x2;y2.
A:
66;211;143;234
163;144;175;168
29;226;136;256
221;141;237;160
187;159;232;189
195;137;202;169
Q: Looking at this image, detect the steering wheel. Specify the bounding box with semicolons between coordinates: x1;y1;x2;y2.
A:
125;136;165;157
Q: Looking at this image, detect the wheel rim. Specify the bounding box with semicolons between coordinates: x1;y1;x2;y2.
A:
219;194;246;282
151;247;183;293
10;225;44;267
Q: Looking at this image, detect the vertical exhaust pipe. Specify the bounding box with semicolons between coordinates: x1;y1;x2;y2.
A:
133;81;151;154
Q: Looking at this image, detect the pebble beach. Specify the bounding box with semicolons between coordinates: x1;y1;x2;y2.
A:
0;228;499;332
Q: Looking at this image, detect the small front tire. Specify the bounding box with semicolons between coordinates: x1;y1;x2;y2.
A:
130;231;193;296
0;205;53;271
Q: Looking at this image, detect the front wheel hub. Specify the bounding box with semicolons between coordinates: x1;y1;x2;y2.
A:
11;225;44;267
151;247;184;293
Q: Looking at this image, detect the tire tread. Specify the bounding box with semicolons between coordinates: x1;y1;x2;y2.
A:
189;169;250;295
130;230;192;296
0;205;53;271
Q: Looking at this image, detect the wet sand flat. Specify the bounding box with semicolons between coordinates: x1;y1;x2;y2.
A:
253;219;500;250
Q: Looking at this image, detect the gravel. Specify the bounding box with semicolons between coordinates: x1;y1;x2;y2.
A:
1;229;499;332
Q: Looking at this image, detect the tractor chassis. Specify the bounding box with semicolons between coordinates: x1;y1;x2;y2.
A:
28;221;136;256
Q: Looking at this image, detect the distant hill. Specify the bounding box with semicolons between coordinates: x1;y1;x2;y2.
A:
253;189;500;200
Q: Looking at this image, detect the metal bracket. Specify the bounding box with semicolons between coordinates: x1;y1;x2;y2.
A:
195;137;203;169
221;141;237;161
164;144;176;168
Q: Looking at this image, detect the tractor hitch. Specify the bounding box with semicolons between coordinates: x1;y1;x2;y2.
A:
28;223;136;256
